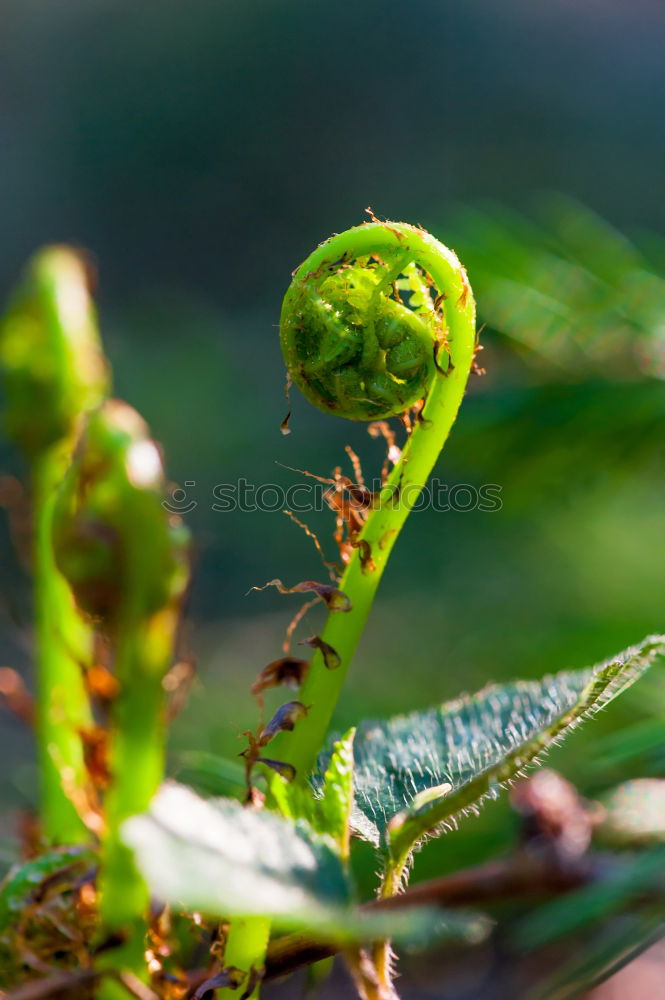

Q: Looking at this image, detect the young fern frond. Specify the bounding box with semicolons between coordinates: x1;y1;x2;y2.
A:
0;247;109;844
272;220;476;778
53;400;190;995
262;220;477;999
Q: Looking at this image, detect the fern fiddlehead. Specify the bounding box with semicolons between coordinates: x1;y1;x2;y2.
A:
281;230;449;421
272;220;477;778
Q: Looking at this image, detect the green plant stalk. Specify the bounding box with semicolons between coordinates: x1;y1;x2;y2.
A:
33;440;93;845
222;918;271;997
2;245;107;845
372;858;409;993
272;223;476;778
52;400;189;995
231;225;475;997
97;607;178;999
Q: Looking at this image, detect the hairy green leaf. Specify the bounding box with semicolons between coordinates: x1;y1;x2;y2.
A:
273;728;356;861
323;636;665;858
319;727;355;860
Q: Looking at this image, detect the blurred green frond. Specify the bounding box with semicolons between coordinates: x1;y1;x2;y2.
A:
445;200;665;496
449;197;665;380
526;906;665;1000
514;847;665;951
589;719;665;781
451;379;665;501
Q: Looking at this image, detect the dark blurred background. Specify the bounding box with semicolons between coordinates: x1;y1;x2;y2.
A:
0;0;663;946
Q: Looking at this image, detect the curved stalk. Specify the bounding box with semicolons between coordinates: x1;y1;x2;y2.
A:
228;222;475;1000
272;222;476;777
0;246;108;844
371;858;409;995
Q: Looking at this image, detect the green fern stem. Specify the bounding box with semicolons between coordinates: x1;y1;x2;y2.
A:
229;222;475;998
96;607;180;999
33;440;94;844
0;246;109;844
222;917;271;997
272;221;476;778
372;857;410;995
52;401;190;996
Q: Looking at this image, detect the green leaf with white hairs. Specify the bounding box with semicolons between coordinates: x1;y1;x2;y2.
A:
122;782;488;947
319;727;355;860
319;636;665;863
270;728;356;861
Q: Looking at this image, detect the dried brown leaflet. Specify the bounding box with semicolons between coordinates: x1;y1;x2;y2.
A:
247;578;351;612
192;965;245;1000
277;458;377;571
297;636;341;671
283;597;319;655
240;701;310;791
280;374;293;436
251;657;310;712
367;422;402;485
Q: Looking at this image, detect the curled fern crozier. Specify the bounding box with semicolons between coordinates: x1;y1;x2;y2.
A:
281;222;462;420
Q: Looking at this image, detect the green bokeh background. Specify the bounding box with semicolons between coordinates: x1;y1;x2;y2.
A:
0;0;663;904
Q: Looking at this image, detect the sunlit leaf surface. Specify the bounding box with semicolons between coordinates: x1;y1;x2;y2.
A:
123;783;489;946
123;783;347;927
322;636;665;854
